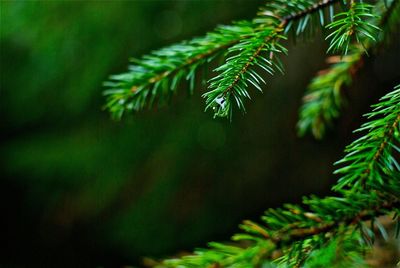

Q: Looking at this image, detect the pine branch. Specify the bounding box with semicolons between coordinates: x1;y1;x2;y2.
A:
299;231;367;267
257;0;338;38
103;0;395;121
297;0;400;139
101;1;400;267
204;0;343;119
203;27;287;118
154;85;400;268
333;85;400;191
104;0;341;119
326;2;381;55
159;185;399;267
103;21;254;119
297;49;363;139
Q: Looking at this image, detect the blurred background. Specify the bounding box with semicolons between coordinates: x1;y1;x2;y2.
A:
1;1;399;267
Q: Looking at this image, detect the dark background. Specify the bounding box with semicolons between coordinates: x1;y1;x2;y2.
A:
1;1;399;267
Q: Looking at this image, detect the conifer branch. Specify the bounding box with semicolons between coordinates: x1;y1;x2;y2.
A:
104;0;342;119
280;0;337;22
204;0;345;118
297;49;364;139
326;2;381;55
333;85;400;191
203;27;287;118
298;0;400;139
101;1;400;266
290;230;367;267
155;85;400;268
103;22;254;118
159;187;400;267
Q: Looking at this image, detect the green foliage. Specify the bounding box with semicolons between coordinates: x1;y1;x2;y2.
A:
303;232;367;267
102;0;400;267
149;85;400;267
334;85;400;191
164;240;275;268
297;0;399;139
381;0;400;36
104;0;398;121
104;0;342;119
103;21;254;119
257;0;334;33
157;166;400;267
204;29;286;118
326;2;380;55
297;48;363;139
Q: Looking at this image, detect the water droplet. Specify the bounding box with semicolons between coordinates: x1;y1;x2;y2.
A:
215;96;226;109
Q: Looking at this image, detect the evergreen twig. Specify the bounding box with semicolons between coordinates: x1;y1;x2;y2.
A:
104;0;344;119
297;0;399;139
155;85;400;268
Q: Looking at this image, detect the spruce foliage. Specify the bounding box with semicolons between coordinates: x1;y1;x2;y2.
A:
157;86;400;267
103;0;400;266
